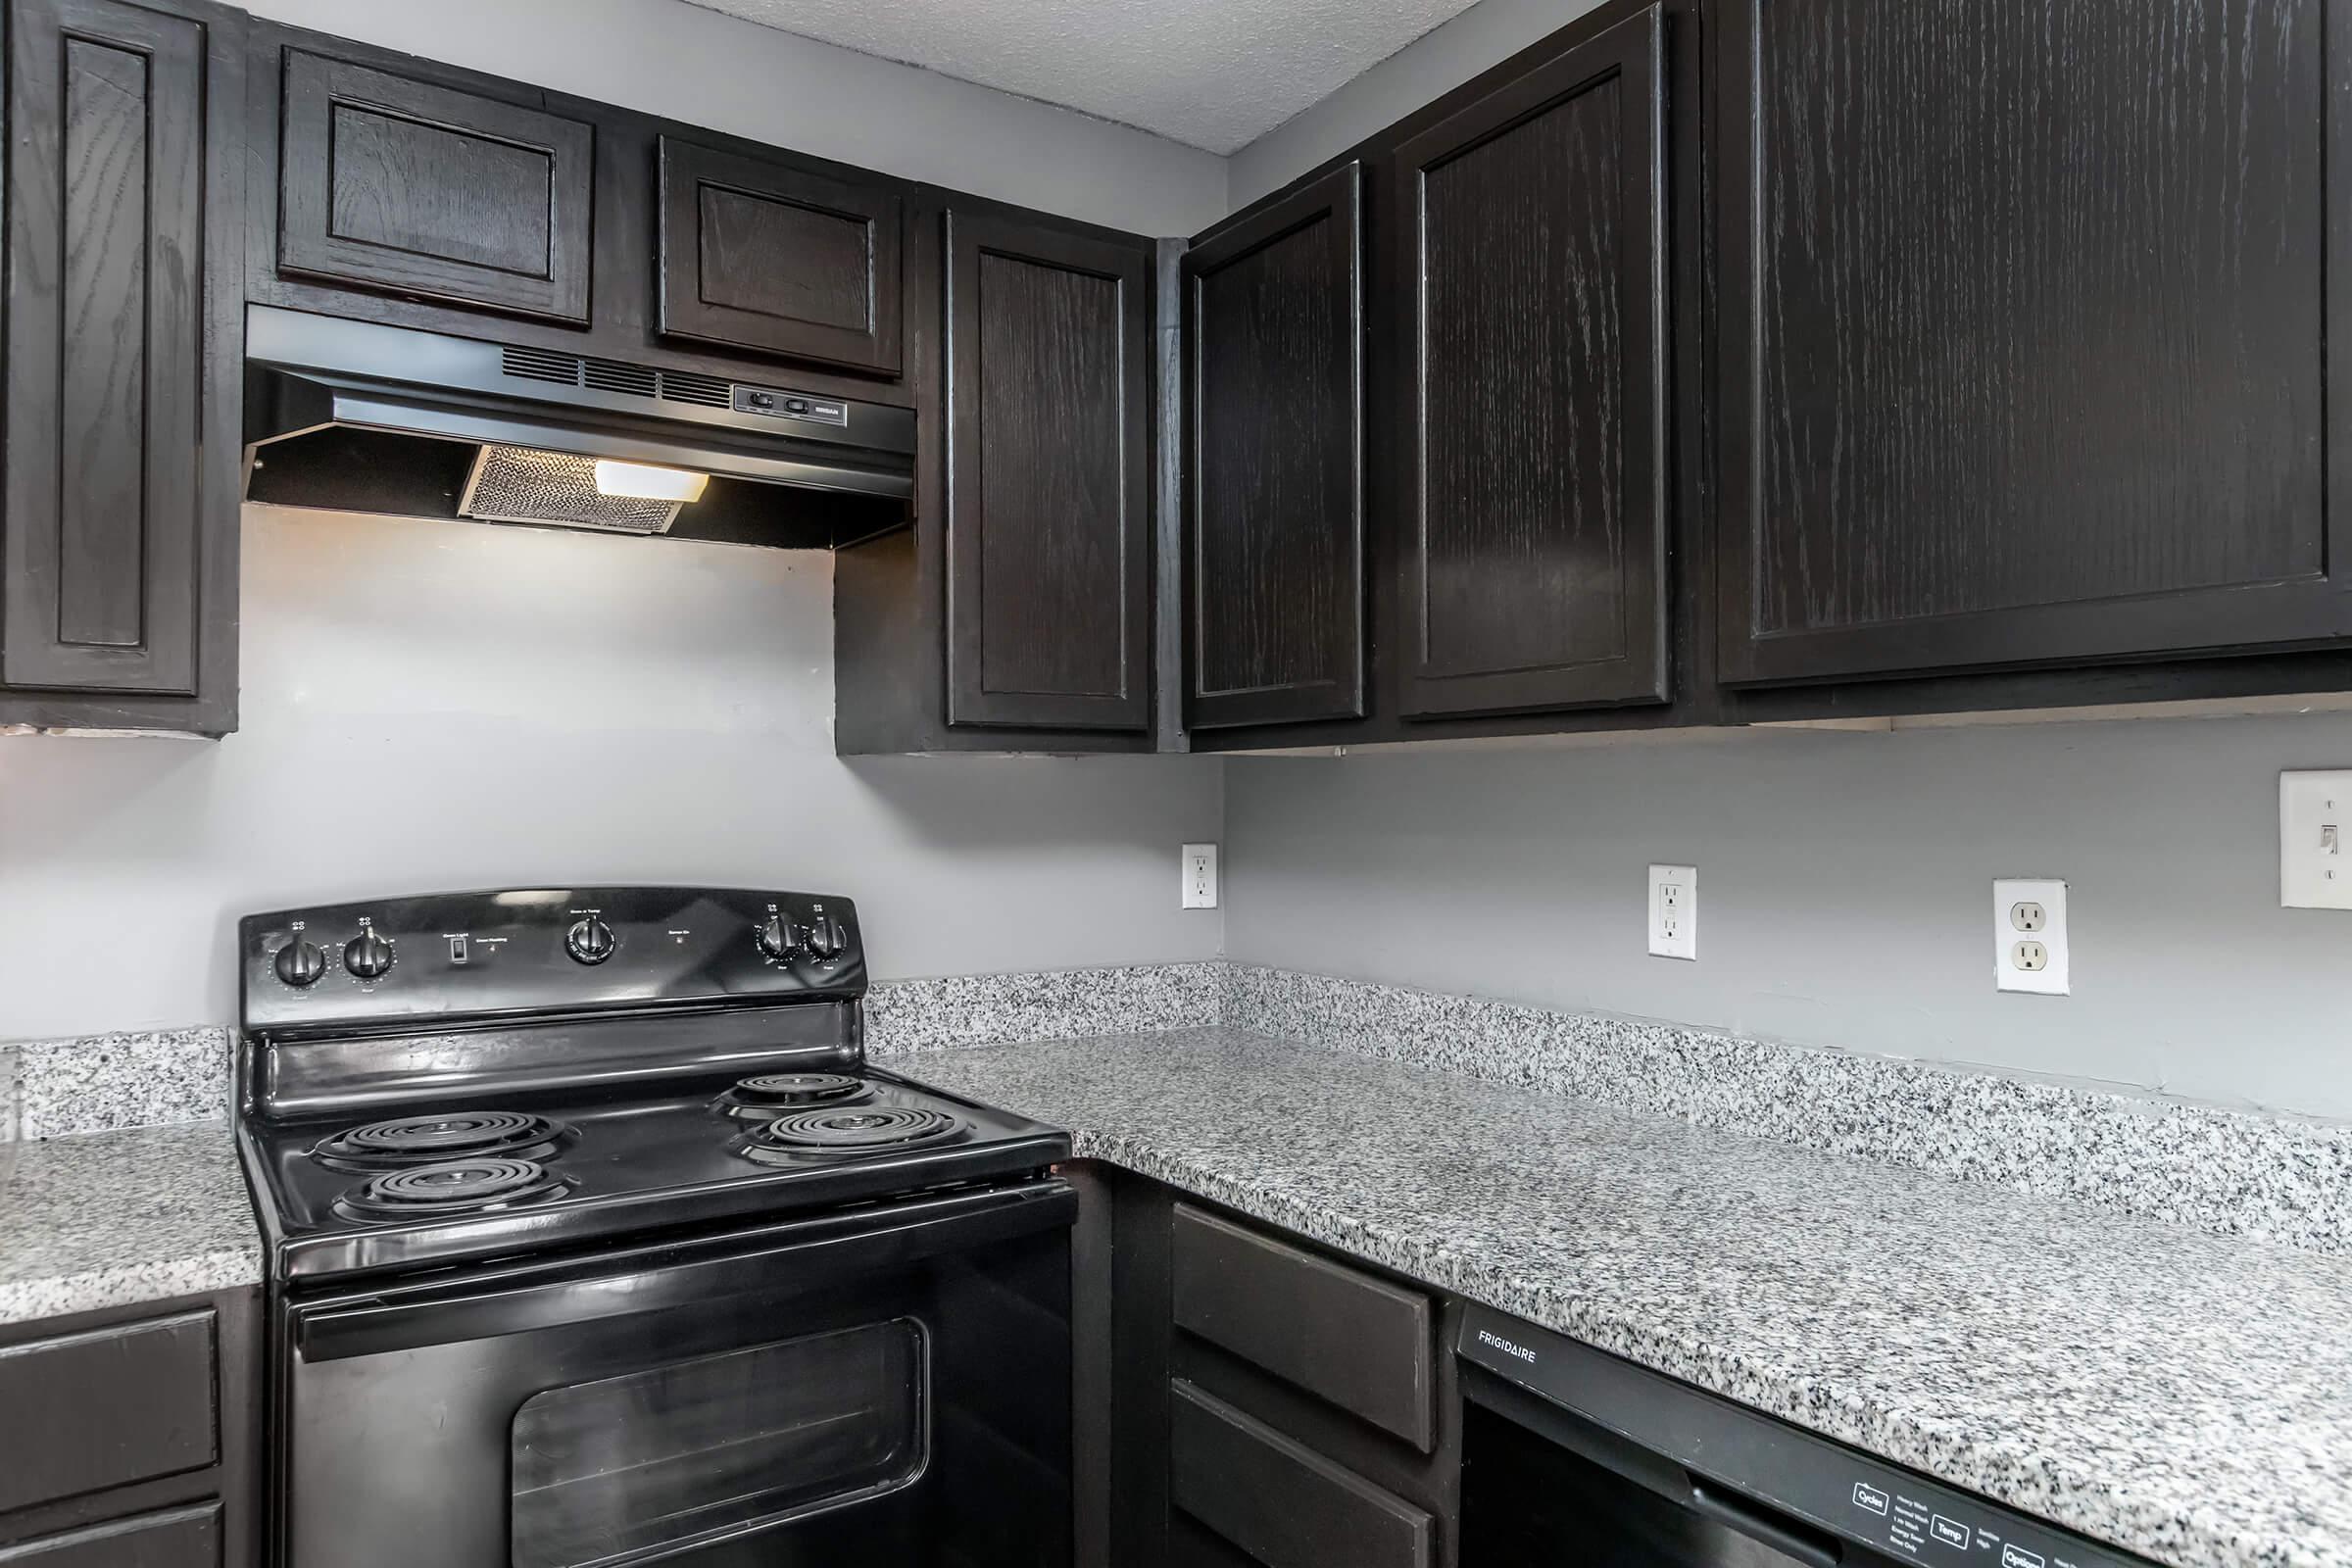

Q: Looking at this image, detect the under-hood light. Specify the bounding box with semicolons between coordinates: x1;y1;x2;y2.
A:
594;460;710;504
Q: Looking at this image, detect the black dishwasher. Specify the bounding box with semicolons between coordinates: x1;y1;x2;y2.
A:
1458;1305;2153;1568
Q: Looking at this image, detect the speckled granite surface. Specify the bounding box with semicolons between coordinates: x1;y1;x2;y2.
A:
901;1027;2352;1568
865;961;1225;1054
1224;966;2352;1255
14;1027;231;1139
0;1121;261;1326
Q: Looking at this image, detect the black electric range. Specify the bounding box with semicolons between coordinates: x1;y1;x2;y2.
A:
243;1061;1068;1280
235;886;1075;1568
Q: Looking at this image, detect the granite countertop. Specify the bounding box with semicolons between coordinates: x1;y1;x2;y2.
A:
0;1122;263;1326
895;1027;2352;1568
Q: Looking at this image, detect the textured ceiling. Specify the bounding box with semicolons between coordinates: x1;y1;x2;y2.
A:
679;0;1488;154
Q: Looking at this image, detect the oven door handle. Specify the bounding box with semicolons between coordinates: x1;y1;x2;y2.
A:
294;1177;1075;1362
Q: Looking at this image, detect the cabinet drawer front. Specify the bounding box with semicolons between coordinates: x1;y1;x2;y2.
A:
1717;0;2350;684
0;1312;219;1514
1171;1204;1435;1451
3;0;234;697
946;211;1153;731
0;1504;220;1566
1183;162;1365;730
1169;1380;1432;1568
658;137;904;375
278;49;594;323
1396;7;1669;718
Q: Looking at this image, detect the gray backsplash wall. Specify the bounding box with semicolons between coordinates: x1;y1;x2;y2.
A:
0;509;1224;1039
1222;716;2352;1120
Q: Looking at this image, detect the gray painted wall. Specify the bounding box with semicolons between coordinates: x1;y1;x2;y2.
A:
1222;719;2352;1119
1229;0;1608;207
0;510;1223;1039
241;0;1229;235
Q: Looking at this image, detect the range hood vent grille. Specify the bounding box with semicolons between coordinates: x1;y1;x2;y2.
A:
658;369;731;408
581;358;658;398
499;346;736;411
499;346;580;386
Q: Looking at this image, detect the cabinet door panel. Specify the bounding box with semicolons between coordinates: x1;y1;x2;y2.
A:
1184;164;1365;730
0;1505;220;1567
1719;0;2351;685
659;137;904;375
1397;7;1667;717
277;49;593;323
946;212;1152;731
0;1311;218;1514
1170;1204;1435;1451
1169;1381;1432;1568
5;0;238;700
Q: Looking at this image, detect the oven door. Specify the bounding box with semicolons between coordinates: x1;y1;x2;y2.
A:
276;1180;1073;1568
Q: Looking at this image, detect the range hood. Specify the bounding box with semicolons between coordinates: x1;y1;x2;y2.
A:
242;307;916;547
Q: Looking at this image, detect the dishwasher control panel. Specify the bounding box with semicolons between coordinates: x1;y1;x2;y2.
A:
1459;1306;2153;1568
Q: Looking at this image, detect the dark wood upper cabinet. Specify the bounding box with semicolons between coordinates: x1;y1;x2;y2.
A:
945;210;1152;731
1395;6;1668;718
2;0;242;727
1718;0;2352;687
1184;162;1365;730
658;136;904;376
276;48;594;324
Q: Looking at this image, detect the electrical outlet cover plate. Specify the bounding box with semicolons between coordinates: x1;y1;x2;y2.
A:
1993;878;2068;996
1648;864;1696;960
2279;771;2352;910
1182;844;1219;909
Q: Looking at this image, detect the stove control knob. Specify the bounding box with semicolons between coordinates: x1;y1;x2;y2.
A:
806;913;844;960
272;937;326;988
756;913;802;960
565;915;617;966
343;929;395;980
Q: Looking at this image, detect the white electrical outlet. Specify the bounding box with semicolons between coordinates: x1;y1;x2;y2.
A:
2279;771;2352;910
1993;878;2069;995
1181;844;1219;909
1647;864;1696;960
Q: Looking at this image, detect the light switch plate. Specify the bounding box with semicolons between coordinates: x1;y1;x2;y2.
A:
2279;771;2352;909
1994;878;2069;995
1648;864;1696;960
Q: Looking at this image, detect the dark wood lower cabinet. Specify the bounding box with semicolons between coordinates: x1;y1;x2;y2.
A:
1099;1170;1462;1568
1;0;243;734
0;1290;259;1567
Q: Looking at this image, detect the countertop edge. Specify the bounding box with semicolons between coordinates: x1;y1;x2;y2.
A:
0;1245;264;1329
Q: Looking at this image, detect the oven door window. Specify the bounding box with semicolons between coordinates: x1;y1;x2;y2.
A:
510;1318;929;1568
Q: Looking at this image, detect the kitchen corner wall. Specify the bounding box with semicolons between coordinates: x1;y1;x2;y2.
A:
0;509;1224;1039
1220;717;2352;1121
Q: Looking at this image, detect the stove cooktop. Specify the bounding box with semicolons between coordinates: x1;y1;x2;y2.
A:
244;1066;1069;1280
